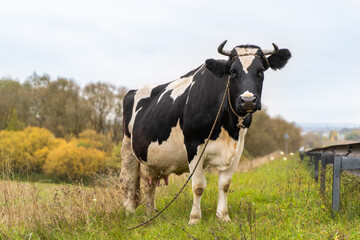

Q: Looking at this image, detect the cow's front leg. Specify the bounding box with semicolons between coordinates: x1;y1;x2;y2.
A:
216;170;235;222
188;156;206;225
216;128;247;222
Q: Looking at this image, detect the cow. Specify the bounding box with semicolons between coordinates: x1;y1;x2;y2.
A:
120;40;291;225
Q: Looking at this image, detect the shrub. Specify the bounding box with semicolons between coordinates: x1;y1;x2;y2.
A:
43;141;106;179
105;142;122;170
75;129;113;153
0;127;107;179
0;127;62;173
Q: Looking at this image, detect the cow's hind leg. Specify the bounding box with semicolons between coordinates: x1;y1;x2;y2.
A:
120;135;140;213
145;184;157;214
188;156;206;225
140;171;157;215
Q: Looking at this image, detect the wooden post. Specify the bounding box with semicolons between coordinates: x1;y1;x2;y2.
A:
320;154;327;194
314;156;319;182
332;156;342;215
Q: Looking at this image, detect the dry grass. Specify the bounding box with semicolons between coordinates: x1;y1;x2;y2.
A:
0;171;124;238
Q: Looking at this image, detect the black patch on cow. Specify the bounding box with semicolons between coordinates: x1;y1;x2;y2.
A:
181;65;202;78
182;68;252;162
132;81;189;162
267;49;292;70
123;90;136;138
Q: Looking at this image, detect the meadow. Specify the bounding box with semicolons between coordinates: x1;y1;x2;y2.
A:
1;154;360;239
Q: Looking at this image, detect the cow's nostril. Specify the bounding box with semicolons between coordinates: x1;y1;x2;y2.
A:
240;98;245;103
252;98;256;103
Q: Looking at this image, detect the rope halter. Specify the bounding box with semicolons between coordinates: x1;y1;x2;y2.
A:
225;75;249;128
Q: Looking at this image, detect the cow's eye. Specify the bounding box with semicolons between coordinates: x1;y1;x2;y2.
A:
257;70;264;78
230;70;237;77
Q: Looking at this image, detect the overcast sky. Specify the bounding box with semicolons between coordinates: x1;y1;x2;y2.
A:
1;0;360;125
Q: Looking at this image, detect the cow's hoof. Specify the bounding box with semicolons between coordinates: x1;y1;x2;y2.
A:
217;213;231;222
188;217;200;225
146;207;158;215
220;215;231;222
125;209;136;217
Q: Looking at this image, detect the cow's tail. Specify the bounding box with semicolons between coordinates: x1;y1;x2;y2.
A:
120;135;141;212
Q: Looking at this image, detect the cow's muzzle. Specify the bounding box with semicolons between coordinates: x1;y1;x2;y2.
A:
238;96;260;113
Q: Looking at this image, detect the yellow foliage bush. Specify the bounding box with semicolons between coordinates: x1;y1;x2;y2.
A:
0;127;111;179
74;129;113;153
43;142;106;179
0;127;61;173
105;142;122;170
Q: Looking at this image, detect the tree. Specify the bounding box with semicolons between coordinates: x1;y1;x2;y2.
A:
271;116;303;153
245;110;278;158
0;74;129;142
303;132;322;148
41;77;89;137
245;109;303;158
0;78;23;130
345;130;360;141
329;130;339;142
83;82;116;135
22;73;51;127
5;109;25;131
110;86;128;142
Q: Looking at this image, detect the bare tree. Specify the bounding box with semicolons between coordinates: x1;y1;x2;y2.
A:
83;82;116;135
0;78;23;130
22;73;51;127
110;86;128;142
41;77;88;137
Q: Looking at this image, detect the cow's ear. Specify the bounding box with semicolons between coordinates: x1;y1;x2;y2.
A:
205;59;230;77
266;49;291;70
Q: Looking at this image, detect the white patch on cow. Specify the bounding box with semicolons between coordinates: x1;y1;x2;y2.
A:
157;76;193;103
128;84;156;136
185;81;196;105
204;127;247;171
158;65;203;103
145;121;188;176
235;48;258;74
240;90;254;98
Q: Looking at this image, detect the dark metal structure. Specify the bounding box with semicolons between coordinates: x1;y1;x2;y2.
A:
304;143;360;214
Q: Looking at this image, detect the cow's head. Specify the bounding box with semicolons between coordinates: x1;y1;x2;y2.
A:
205;40;291;115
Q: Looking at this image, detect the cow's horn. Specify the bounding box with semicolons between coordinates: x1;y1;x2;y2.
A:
262;43;279;55
218;40;232;56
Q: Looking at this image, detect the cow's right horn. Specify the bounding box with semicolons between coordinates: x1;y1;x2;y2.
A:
218;40;232;56
262;43;279;55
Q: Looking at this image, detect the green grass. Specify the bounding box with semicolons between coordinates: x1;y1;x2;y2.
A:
1;155;360;239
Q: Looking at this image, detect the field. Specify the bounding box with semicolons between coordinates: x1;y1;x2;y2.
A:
1;154;360;239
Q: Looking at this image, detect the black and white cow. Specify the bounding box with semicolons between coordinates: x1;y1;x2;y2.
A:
120;40;291;225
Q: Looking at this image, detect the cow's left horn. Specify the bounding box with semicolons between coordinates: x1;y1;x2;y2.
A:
262;43;279;55
218;40;232;56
